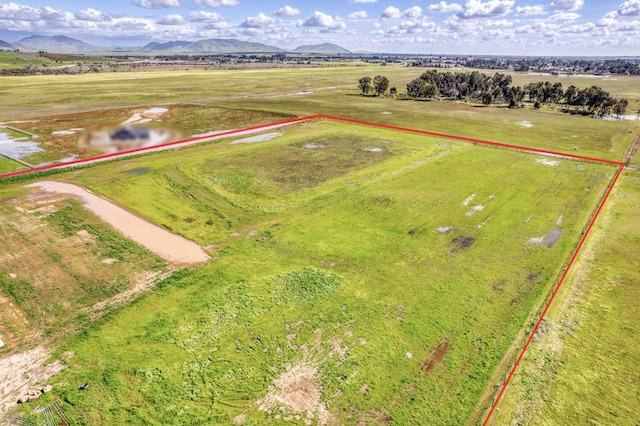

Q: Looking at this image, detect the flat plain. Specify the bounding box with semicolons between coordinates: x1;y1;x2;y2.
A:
0;63;638;425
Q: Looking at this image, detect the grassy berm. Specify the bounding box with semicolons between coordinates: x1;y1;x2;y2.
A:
5;119;617;424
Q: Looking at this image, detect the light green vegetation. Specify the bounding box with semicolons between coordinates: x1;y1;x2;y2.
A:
0;157;24;173
0;51;116;70
0;65;637;162
0;127;32;139
0;193;166;352
0;51;62;69
490;171;640;425
6;120;617;424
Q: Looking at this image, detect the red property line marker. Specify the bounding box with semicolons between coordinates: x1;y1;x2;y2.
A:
0;114;321;180
0;112;626;421
318;114;625;166
481;164;625;425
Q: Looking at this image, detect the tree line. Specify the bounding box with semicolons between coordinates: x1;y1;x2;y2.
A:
359;70;630;117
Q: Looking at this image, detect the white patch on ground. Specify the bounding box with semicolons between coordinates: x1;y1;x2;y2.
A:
466;205;485;216
302;143;326;149
121;113;142;125
0;137;44;159
462;194;476;207
477;215;492;229
436;226;452;234
406;352;413;359
0;336;4;348
525;214;533;223
600;114;638;121
26;182;209;264
231;132;282;144
556;215;563;226
489;195;496;200
362;147;383;152
381;111;392;115
52;130;76;136
295;91;313;95
144;107;169;115
536;159;560;166
528;228;563;248
121;108;168;126
70;128;85;131
56;155;78;163
101;258;119;264
519;121;533;128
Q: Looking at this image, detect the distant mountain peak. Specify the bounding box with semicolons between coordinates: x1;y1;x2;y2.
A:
142;38;284;53
13;34;97;53
292;43;350;54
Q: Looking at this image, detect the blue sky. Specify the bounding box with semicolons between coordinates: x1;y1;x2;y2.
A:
0;1;638;55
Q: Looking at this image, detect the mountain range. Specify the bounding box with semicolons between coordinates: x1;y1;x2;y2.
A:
0;35;350;55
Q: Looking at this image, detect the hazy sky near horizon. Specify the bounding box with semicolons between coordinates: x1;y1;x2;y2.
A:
0;1;638;55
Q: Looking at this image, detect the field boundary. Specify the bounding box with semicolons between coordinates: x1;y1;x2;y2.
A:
0;114;626;424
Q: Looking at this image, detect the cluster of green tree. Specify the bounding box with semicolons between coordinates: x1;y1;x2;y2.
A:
398;70;629;116
358;75;394;96
462;57;640;75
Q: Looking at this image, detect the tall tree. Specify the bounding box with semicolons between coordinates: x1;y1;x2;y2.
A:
407;78;426;98
373;75;390;96
358;76;372;95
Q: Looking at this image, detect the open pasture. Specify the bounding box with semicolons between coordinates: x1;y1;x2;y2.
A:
0;65;637;165
3;118;618;424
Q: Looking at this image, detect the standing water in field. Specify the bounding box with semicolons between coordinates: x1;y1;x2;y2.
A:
0;131;43;160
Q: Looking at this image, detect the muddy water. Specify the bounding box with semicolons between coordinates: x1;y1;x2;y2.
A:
26;181;209;264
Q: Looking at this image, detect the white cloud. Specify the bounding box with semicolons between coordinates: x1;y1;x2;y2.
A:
550;0;583;12
40;6;67;20
157;14;184;25
618;0;640;16
75;8;112;22
381;6;401;19
458;0;515;19
0;3;42;21
562;22;594;33
485;18;513;27
132;0;181;9
548;12;580;21
298;11;346;31
274;5;301;17
515;5;546;16
240;12;279;28
194;0;239;7
348;0;377;3
387;17;435;35
187;11;225;22
427;2;463;13
403;6;422;19
348;10;368;19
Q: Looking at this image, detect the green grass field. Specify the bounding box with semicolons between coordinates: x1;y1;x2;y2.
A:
3;119;618;424
0;64;638;425
0;65;636;165
489;171;640;425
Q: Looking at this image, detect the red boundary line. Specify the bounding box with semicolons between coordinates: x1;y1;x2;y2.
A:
0;114;321;180
482;163;624;425
0;113;625;423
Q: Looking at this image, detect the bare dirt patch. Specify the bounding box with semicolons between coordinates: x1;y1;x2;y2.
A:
258;360;332;424
0;346;65;413
26;182;209;264
421;338;450;374
451;236;475;252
